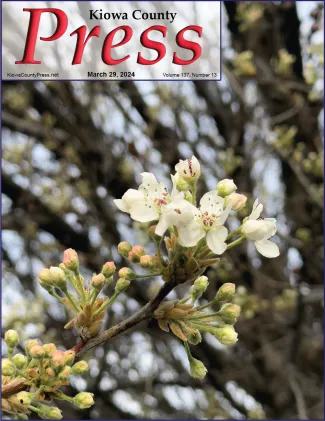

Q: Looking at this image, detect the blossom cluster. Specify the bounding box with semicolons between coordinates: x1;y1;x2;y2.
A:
1;330;93;420
115;156;279;258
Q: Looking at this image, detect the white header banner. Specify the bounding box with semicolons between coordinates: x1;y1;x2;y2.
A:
2;1;221;81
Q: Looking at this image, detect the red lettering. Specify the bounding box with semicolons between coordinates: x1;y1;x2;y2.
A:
70;26;101;65
16;8;68;64
137;25;167;65
173;25;203;65
102;26;133;65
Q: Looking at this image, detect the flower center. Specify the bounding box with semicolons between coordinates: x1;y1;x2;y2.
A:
201;211;217;228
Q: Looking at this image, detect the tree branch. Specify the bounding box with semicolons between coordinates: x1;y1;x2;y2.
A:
74;278;177;356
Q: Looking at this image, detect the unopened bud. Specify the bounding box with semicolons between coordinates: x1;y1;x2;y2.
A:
140;255;155;269
217;179;237;197
49;266;67;290
91;273;106;290
43;343;57;357
2;358;15;376
64;350;76;366
220;303;241;324
46;367;55;378
17;391;33;405
189;356;207;379
148;225;161;242
128;245;145;262
213;325;238;345
190;276;209;302
25;339;39;355
71;360;89;375
29;345;45;359
51;350;66;369
216;283;236;302
5;330;19;349
58;365;71;380
74;392;95;409
117;241;132;257
63;248;79;273
12;353;27;369
187;330;202;345
46;407;63;420
225;192;247;211
118;267;136;280
101;261;116;278
38;268;52;286
115;278;131;294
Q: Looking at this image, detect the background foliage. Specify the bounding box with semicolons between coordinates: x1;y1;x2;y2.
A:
2;1;324;419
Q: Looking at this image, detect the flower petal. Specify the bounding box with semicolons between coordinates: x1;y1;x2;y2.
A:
200;191;224;215
254;240;280;258
178;221;205;247
206;226;228;255
129;201;159;222
249;199;263;220
114;199;128;213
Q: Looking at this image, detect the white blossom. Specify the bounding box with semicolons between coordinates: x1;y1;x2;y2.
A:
242;199;279;258
114;172;196;235
178;191;232;255
175;155;201;183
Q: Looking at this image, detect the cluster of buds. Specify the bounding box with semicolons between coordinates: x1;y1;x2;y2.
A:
272;125;298;150
232;51;256;77
154;282;240;379
38;249;122;341
236;3;264;32
273;49;296;78
218;148;243;176
1;330;93;419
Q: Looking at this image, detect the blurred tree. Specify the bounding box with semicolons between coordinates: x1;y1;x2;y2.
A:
2;1;324;420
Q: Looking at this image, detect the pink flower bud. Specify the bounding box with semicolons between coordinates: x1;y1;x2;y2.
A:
63;248;79;272
51;350;66;369
128;245;145;262
101;261;116;278
226;193;247;211
29;345;45;359
43;343;57;357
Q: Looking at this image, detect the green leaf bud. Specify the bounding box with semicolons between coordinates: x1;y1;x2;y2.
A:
71;360;89;375
213;324;238;345
58;365;71;380
4;330;19;349
12;353;28;369
74;392;95;409
220;303;241;324
46;407;63;420
49;266;67;290
189;356;207;379
2;358;16;376
215;283;236;302
190;276;209;301
117;241;132;258
187;330;202;345
115;278;131;294
17;391;33;406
